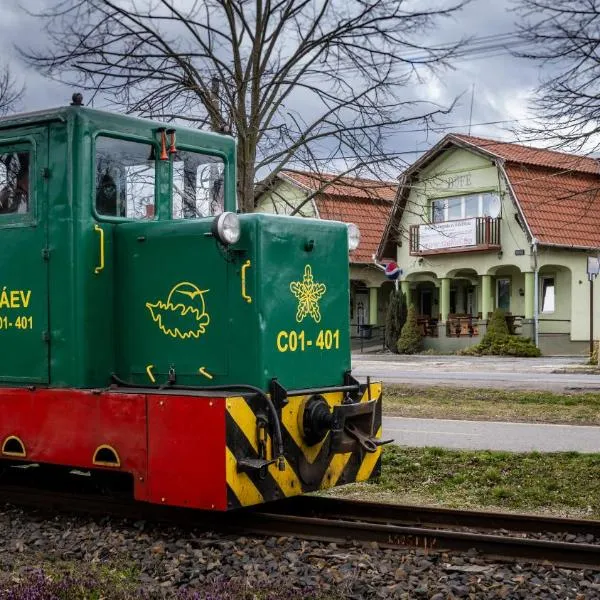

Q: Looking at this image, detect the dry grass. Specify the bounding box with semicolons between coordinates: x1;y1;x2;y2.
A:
383;385;600;425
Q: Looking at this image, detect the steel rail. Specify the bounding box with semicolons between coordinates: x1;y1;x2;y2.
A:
0;486;599;570
273;496;600;537
234;512;600;569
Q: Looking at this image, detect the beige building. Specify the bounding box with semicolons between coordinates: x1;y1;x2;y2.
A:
378;134;600;355
256;170;396;338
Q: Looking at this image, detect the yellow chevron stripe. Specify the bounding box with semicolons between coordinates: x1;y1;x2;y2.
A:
226;396;303;499
226;396;259;453
225;447;264;506
356;426;383;482
268;457;303;497
360;381;382;403
320;451;352;488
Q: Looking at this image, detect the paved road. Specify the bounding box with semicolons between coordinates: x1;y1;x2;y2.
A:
353;355;600;391
383;416;600;453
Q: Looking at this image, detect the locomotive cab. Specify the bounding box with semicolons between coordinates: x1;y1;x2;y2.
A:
0;100;383;510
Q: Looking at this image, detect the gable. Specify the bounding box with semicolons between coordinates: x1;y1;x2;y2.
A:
418;148;497;198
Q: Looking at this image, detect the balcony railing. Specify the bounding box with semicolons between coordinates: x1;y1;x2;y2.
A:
409;216;501;256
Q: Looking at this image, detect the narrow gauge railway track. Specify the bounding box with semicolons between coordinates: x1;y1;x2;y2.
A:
0;486;599;570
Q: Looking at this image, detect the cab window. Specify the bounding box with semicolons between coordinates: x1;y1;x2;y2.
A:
172;151;224;219
0;150;30;215
95;137;156;219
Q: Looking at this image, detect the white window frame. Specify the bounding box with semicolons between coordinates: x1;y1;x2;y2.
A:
430;192;501;223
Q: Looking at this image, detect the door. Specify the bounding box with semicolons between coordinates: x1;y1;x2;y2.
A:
497;278;511;312
0;128;49;384
354;290;369;330
420;289;432;317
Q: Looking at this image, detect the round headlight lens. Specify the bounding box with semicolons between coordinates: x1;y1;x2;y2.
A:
347;222;360;251
213;212;241;245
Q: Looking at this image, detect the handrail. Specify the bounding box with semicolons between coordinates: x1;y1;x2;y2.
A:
241;260;252;303
94;224;105;274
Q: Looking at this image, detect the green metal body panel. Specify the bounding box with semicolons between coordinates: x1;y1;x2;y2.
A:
114;214;350;389
0;106;351;391
0;127;50;384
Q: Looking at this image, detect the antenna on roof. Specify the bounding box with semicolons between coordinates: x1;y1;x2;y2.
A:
468;83;475;136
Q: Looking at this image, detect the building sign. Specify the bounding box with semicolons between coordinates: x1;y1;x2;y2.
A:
446;173;472;189
419;218;477;251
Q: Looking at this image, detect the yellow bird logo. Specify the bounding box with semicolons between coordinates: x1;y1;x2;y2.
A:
146;282;210;339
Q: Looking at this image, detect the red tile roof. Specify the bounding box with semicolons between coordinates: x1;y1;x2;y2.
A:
505;164;600;247
451;134;600;175
281;170;397;202
281;170;396;263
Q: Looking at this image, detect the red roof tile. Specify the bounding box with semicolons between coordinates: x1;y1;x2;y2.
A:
315;194;392;263
451;134;600;175
504;164;600;248
280;170;396;263
281;170;397;201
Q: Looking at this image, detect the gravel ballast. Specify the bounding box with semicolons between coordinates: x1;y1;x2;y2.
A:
0;503;599;599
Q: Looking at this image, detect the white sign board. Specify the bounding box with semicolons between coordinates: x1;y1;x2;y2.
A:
419;218;477;251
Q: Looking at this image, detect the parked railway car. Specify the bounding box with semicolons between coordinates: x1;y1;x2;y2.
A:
0;96;383;510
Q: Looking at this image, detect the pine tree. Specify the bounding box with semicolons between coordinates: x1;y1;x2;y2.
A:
397;303;423;354
385;289;407;353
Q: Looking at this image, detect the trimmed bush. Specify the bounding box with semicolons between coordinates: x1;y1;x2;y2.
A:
397;303;423;354
461;307;541;357
486;307;510;336
384;289;407;353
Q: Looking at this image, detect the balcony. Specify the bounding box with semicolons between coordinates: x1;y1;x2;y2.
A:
409;216;501;256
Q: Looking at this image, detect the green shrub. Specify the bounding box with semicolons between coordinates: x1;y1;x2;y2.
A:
486;307;510;336
461;307;541;357
397;303;423;354
384;289;407;353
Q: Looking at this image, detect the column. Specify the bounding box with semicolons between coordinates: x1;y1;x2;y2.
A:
524;272;534;319
400;280;410;303
481;274;492;319
368;286;378;325
440;278;450;321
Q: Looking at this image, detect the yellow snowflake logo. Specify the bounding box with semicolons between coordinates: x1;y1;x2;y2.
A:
290;265;327;323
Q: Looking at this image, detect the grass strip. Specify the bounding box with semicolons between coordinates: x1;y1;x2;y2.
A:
384;384;600;425
331;445;600;519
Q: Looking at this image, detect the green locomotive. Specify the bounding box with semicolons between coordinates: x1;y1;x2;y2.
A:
0;96;383;509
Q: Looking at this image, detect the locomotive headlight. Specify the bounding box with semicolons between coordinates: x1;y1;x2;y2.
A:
347;222;360;252
212;211;241;245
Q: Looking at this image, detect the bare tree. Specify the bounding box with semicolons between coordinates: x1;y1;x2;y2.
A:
0;65;23;117
23;0;468;212
514;0;600;151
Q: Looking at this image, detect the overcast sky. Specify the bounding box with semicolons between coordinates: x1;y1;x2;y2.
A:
0;0;548;173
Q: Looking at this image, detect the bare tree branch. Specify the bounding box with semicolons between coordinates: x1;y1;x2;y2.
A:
514;0;600;151
21;0;469;211
0;64;24;117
